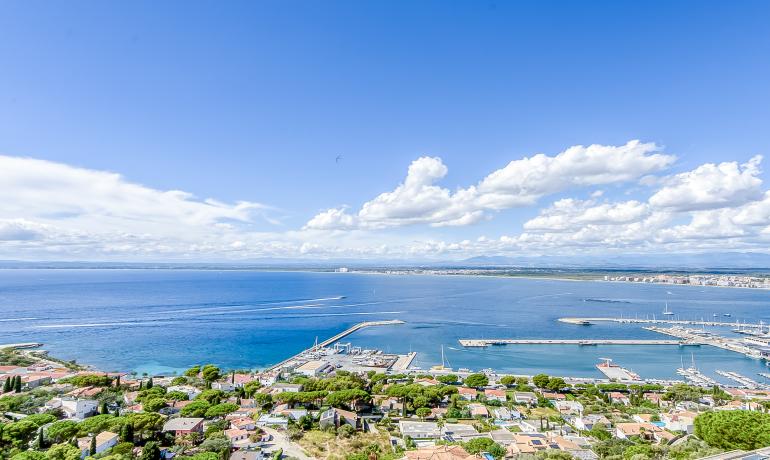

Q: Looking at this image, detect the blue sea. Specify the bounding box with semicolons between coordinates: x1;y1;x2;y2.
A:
1;269;770;383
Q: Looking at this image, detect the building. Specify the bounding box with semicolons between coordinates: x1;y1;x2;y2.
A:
270;383;303;393
295;360;332;377
554;400;584;415
513;392;538;406
468;403;489;418
319;408;360;430
77;431;119;458
484;388;507;402
398;421;441;440
457;387;477;400
162;418;205;437
46;397;98;420
166;385;201;400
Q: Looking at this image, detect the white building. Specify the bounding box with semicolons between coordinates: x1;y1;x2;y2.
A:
46;397;98;420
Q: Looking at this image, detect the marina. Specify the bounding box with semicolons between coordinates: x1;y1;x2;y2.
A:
644;326;766;359
559;317;767;328
459;338;690;347
715;370;767;389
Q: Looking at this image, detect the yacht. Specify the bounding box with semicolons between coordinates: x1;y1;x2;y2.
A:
662;302;675;316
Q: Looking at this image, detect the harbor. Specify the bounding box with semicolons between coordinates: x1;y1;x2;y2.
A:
458;338;690;347
559;317;767;328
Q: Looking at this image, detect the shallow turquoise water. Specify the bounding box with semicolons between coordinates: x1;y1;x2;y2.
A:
1;269;769;381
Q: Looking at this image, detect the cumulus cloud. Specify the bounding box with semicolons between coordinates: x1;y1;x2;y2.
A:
523;199;650;232
306;140;674;230
649;156;763;211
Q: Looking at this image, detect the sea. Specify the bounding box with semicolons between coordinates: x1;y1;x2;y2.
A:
1;269;769;383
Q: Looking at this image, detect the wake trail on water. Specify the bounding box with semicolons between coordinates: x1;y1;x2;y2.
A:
0;317;38;322
29;308;402;329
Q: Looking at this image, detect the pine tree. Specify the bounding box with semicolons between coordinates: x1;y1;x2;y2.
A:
140;441;161;460
37;428;45;449
121;423;134;443
90;435;97;456
146;377;153;389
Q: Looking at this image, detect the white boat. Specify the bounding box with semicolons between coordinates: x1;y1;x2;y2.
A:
663;302;675;316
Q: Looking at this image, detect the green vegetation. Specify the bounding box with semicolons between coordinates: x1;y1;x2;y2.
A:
695;410;770;450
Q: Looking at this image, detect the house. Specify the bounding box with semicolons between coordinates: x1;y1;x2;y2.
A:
542;392;566;401
572;415;610;431
507;433;552;455
231;417;256;431
77;431;119;458
490;429;516;446
46;397;98;420
375;396;403;413
400;445;474;460
553;400;583;415
457;387;477;400
643;393;669;407
513;392;538;406
167;385;201;400
660;410;697;433
484;388;507;403
319;408;359;430
66;386;103;398
295;360;332;377
614;423;674;442
398;420;441;440
162;418;205;437
415;378;440;387
212;381;236;392
468;403;489;418
225;428;251;446
493;407;514;420
270;383;303;393
273;407;308;421
442;423;483;442
256;414;289;428
609;392;630;406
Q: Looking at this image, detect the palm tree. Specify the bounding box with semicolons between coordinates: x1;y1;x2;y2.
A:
436;418;445;437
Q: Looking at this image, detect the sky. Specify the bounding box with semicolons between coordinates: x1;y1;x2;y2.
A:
1;1;770;261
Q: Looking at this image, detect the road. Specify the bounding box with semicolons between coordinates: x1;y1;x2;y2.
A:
260;426;313;460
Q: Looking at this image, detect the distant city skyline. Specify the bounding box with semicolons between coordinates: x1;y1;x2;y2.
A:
1;1;770;261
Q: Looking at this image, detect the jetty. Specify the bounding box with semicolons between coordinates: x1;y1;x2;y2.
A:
266;320;405;371
459;339;690;347
559;317;765;328
645;326;763;359
0;342;43;349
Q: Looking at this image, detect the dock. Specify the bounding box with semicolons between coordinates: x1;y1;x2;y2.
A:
266;320;405;371
559;317;765;328
644;326;763;359
391;351;417;371
459;339;690;347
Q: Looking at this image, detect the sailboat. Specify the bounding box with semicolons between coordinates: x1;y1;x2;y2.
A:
431;345;452;371
663;302;675;316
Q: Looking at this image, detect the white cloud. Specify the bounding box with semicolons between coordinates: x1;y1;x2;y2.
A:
649;156;763;211
306;140;674;230
523;199;650;232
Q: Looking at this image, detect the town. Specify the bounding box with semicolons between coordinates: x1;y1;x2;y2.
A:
2;335;769;460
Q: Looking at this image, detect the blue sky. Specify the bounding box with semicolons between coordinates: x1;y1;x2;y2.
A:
1;1;770;260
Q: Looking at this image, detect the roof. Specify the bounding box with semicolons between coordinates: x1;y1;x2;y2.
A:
295;360;327;372
162;417;204;432
458;387;477;394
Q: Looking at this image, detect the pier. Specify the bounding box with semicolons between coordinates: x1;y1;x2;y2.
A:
459;339;690;347
559;317;765;328
644;326;763;359
266;320;405;371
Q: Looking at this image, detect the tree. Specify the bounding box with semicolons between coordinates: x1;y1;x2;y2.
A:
201;365;221;383
464;373;489;388
3;377;10;392
89;435;97;456
545;377;566;392
695;410;770;450
437;374;458;384
14;375;22;392
532;374;550;388
416;407;432;420
141;441;161;460
121;422;134;443
44;443;82;460
185;365;201;377
10;453;46;460
47;420;79;444
36;427;45;450
464;437;505;459
144;397;167;412
204;402;239;418
181;399;211;417
146;377;154;389
499;376;516;386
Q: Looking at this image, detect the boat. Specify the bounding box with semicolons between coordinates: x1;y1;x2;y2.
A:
723;313;732;317
430;345;452;371
713;314;719;318
663;302;675;316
